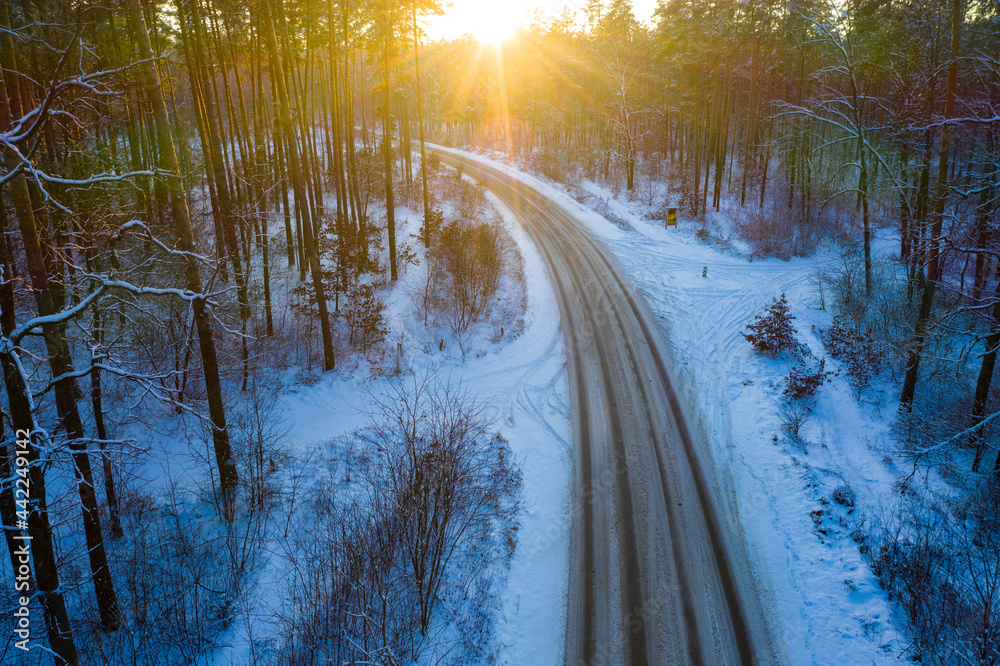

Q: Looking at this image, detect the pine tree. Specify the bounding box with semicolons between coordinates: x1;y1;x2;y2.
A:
743;294;798;357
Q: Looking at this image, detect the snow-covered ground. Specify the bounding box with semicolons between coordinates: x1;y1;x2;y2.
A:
513;170;907;664
184;147;915;664
180;185;574;665
439;146;910;663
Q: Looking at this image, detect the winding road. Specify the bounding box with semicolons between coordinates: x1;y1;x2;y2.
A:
429;146;779;666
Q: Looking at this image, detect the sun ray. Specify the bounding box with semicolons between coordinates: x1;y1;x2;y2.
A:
428;0;530;45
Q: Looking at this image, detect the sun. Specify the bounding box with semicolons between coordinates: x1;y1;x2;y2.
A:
468;4;523;45
429;0;530;45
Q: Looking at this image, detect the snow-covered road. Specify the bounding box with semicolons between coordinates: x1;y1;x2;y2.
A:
584;191;904;666
431;146;782;665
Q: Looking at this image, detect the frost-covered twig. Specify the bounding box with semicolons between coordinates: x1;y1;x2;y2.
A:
911;410;1000;458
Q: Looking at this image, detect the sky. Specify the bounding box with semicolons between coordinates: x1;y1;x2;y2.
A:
426;0;660;42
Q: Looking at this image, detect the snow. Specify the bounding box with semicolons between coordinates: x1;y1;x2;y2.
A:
434;147;909;663
483;187;571;665
164;145;915;664
185;181;573;665
559;179;908;664
383;192;574;665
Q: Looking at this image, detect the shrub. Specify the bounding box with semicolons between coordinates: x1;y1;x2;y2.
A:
425;151;441;175
743;294;798;357
823;315;883;396
346;281;388;354
778;398;813;440
420;207;444;244
646;207;670;222
458;178;486;217
433;219;504;336
592;197;630;230
829;253;911;368
277;379;522;664
733;204;823;259
832;484;856;508
76;487;263;665
784;358;835;400
858;496;1000;665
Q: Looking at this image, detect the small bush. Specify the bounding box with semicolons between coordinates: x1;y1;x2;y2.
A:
858;496;1000;664
778;398;812;440
592;197;630;230
277;379;522;664
432;219;504;337
743;294;798;357
76;487;263;665
346;281;388;354
420;208;444;244
733;205;822;259
829;253;911;369
785;358;835;400
823;315;883;396
425;151;441;175
646;207;672;222
458;178;486;217
832;484;857;508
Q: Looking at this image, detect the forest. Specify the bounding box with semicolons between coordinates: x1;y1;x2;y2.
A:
1;0;999;663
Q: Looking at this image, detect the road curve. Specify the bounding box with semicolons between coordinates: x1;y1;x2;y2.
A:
429;146;780;666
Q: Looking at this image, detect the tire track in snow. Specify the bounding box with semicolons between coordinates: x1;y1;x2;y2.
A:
430;147;781;665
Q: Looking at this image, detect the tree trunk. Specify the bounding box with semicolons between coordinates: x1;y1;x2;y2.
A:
859;139;872;296
89;305;122;538
900;0;962;409
383;7;399;282
128;0;239;516
0;11;78;660
262;0;336;371
0;332;79;664
414;6;431;249
1;29;121;641
971;297;1000;473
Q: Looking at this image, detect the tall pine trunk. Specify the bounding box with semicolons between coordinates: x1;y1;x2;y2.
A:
970;287;1000;472
263;0;336;371
900;0;962;409
382;5;399;281
128;0;239;517
414;6;431;247
0;8;120;634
